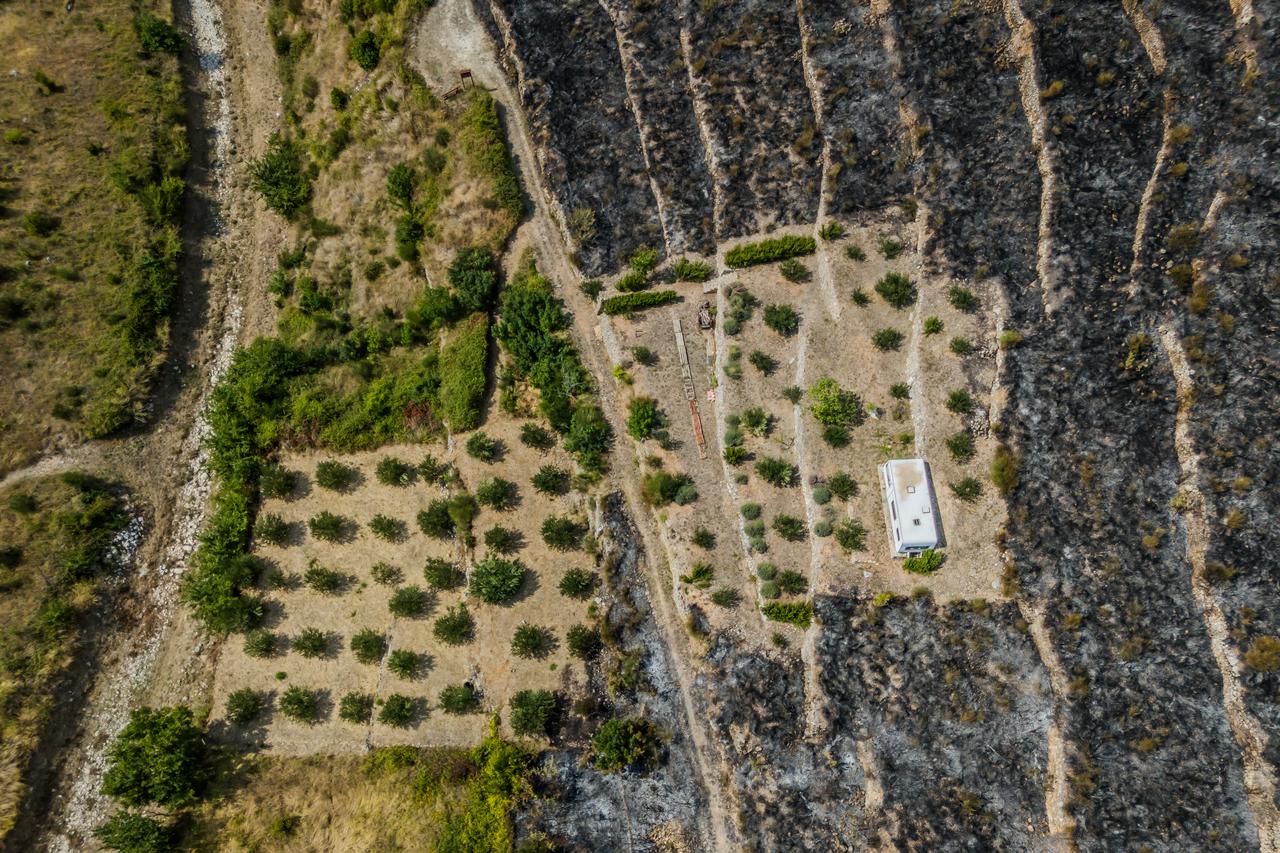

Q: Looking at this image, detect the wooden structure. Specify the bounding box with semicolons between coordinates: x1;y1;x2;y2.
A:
672;315;708;459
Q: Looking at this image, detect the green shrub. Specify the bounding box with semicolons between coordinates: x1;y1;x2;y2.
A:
101;707;209;806
829;473;858;500
369;514;405;542
466;431;503;462
459;90;522;220
947;389;975;414
626;397;664;442
777;570;808;595
542;515;586;551
95;810;171;852
924;316;944;335
7;492;36;513
449;492;477;544
307;511;349;542
835;520;867;552
439;683;480;715
593;717;658;773
566;624;601;659
890;383;911;400
875;272;917;308
559;567;596;599
484;526;523;554
641;471;696;507
951;477;983;502
434;605;475;645
903;548;944;574
349;30;380;70
991;445;1020;495
673;257;713;281
476;478;517;511
387;649;421;679
616;269;650;293
510;689;556;737
949;286;978;312
692;528;716;550
872;328;904;350
723;446;749;465
314;461;358;491
950;336;974;356
339;691;374;724
999;329;1024;349
520;423;555;450
755;562;778;581
371;562;401;586
772;515;806;542
819;221;845;240
814;520;833;537
851;288;870;306
762;601;813;628
470;557;526;603
378;694;416;727
350;629;387;664
449;246;498;313
532;465;570;495
809;378;865;429
417;499;454;539
424;558;464;590
741;406;770;437
580;278;604;300
279;687;321;724
375;456;414;486
748;350;778;375
811;485;832;505
725;235;816;268
711;588;741;608
763;304;800;337
225;688;265;725
292;628;330;658
243;630;277;658
303;563;344;593
879;237;904;259
740;502;762;521
680;562;714;589
600;290;679;315
254;513;289;545
755;457;797;487
388;586;429;618
511;623;556;659
386;163;415;208
251;134;312;220
722;288;758;334
779;258;809;282
845;244;866;262
759;580;780;599
259;463;297;498
440;314;490;432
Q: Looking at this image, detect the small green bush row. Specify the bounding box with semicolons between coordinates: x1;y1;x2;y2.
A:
725;235;816;268
599;290;679;315
761;601;813;628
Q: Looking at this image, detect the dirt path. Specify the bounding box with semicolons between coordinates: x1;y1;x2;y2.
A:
413;2;734;847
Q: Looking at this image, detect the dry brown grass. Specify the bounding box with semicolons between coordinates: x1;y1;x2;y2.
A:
0;1;183;472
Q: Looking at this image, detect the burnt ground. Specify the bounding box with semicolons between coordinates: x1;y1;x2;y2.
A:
486;0;1280;849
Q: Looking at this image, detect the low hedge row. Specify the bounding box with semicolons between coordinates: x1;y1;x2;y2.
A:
599;290;679;315
724;235;815;268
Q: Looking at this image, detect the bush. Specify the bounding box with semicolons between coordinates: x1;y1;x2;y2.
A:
673;257;713;281
593;717;659;773
350;629;387;664
466;431;503;462
368;514;405;542
1244;636;1280;673
600;290;679;315
532;465;570;495
510;689;557;737
511;623;556;659
371;562;401;586
375;456;414;486
874;272;917;308
387;649;421;679
303;563;344;593
251;134;312;219
949;337;975;356
949;286;978;312
293;627;330;658
641;471;696;507
811;485;832;505
542;515;586;551
566;624;601;659
520;423;555;451
924;316;944;335
748;350;778;376
484;526;523;554
756;562;778;581
809;378;865;429
379;694;416;727
559;567;596;599
308;512;349;542
946;431;976;462
711;588;741;607
890;383;911;400
845;244;866;261
772;515;806;542
741;407;770;436
692;528;716;550
759;580;780;599
338;691;374;724
448;492;477;545
315;461;358;491
279;687;321;724
680;562;714;589
254;513;289;545
761;601;813;628
777;570;808;595
260;463;297;498
476;478;518;511
819;220;845;241
417;499;454;539
999;329;1025;349
440;683;480;714
779;258;809;282
814;520;833;537
951;477;983;502
722;288;758;335
626;397;664;441
725;235;816;268
879;237;904;259
740;502;762;521
616;269;650;293
244;630;277;658
470;557;526;603
763;304;800;337
755;457;797;487
851;288;870;306
835;520;867;552
101;706;208;808
434;605;475;645
387;162;415;208
829;473;858;500
903;548;944;574
389;586;429;618
724;446;749;465
95;809;171;852
349;30;380;70
424;557;464;590
225;688;265;726
991;445;1020;495
947;389;975;414
872;328;904;351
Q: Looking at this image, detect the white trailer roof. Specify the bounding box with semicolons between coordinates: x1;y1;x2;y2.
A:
879;458;939;555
